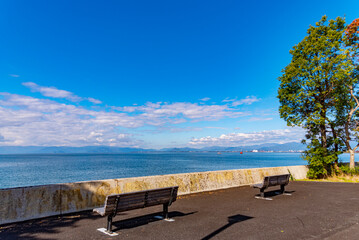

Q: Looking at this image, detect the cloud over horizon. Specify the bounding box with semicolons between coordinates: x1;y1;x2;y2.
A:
188;128;305;147
116;101;250;123
0;92;142;147
0;83;261;147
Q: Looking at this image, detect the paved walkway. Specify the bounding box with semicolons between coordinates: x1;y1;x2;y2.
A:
1;181;359;240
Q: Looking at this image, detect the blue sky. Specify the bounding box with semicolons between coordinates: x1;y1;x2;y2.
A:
0;0;358;149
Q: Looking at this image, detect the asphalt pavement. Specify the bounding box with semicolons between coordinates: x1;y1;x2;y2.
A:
1;181;359;240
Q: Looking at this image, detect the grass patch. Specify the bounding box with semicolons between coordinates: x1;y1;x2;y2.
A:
296;175;359;183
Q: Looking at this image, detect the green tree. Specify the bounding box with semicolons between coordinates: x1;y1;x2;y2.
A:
278;16;350;178
336;18;359;169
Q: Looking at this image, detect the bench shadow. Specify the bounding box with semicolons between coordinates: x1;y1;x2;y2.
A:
201;214;253;240
257;190;295;198
112;211;197;231
0;211;100;240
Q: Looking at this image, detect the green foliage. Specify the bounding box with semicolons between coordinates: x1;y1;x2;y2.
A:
304;140;340;179
278;16;348;131
337;163;359;175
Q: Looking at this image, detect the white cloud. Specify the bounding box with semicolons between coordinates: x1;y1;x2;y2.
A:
0;91;252;147
232;96;260;106
205;127;228;130
157;126;203;133
117;101;249;123
22;82;80;101
222;97;236;102
248;117;273;122
22;82;102;104
189;128;305;147
222;96;260;106
9;74;20;78
0;93;142;147
87;97;102;104
200;97;211;101
0;83;264;147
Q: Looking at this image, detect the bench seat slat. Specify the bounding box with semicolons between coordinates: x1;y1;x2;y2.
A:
95;186;179;216
117;203;146;211
147;197;172;202
148;191;172;197
119;196;147;202
117;198;145;204
105;195;118;200
116;203;145;211
103;206;117;212
118;198;146;203
146;200;170;207
94;186;179;233
116;205;145;212
268;179;278;187
104;199;118;205
252;174;290;198
147;195;171;200
119;193;147;198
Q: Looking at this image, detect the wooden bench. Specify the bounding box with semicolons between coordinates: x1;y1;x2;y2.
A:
93;186;179;235
252;174;291;200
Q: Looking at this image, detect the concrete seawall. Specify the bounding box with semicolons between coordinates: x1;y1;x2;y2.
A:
0;165;308;225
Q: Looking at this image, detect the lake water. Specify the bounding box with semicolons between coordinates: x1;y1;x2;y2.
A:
0;152;353;189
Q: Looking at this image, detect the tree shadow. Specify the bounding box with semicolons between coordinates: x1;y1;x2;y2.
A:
201;214;253;240
0;211;99;240
111;211;197;232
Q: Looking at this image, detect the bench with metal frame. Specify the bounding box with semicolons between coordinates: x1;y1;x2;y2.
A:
93;186;179;236
252;174;291;200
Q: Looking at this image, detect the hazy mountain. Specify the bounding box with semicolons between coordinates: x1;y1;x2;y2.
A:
160;147;199;152
0;142;305;154
201;142;305;151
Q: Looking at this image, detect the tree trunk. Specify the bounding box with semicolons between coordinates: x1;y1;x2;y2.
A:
320;106;327;149
320;124;327;149
330;123;339;168
349;150;355;169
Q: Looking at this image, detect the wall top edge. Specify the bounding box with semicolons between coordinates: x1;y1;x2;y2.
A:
0;165;307;191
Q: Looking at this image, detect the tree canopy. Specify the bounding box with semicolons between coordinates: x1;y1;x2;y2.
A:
278;16;359;178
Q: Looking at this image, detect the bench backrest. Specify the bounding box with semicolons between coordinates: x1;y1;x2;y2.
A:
102;186;178;216
263;174;290;188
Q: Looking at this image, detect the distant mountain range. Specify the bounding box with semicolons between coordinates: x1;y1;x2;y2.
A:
0;142;305;154
163;142;305;152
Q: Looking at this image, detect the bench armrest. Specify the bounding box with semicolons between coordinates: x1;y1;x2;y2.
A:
252;183;264;189
93;207;106;216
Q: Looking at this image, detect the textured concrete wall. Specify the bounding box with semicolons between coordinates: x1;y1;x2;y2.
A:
0;165;308;225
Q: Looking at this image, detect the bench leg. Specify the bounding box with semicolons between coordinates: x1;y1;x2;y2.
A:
260;188;265;198
107;215;113;233
163;203;169;219
154;203;174;222
280;185;285;194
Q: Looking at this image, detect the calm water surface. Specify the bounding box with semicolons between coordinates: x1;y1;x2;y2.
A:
0;152;353;189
